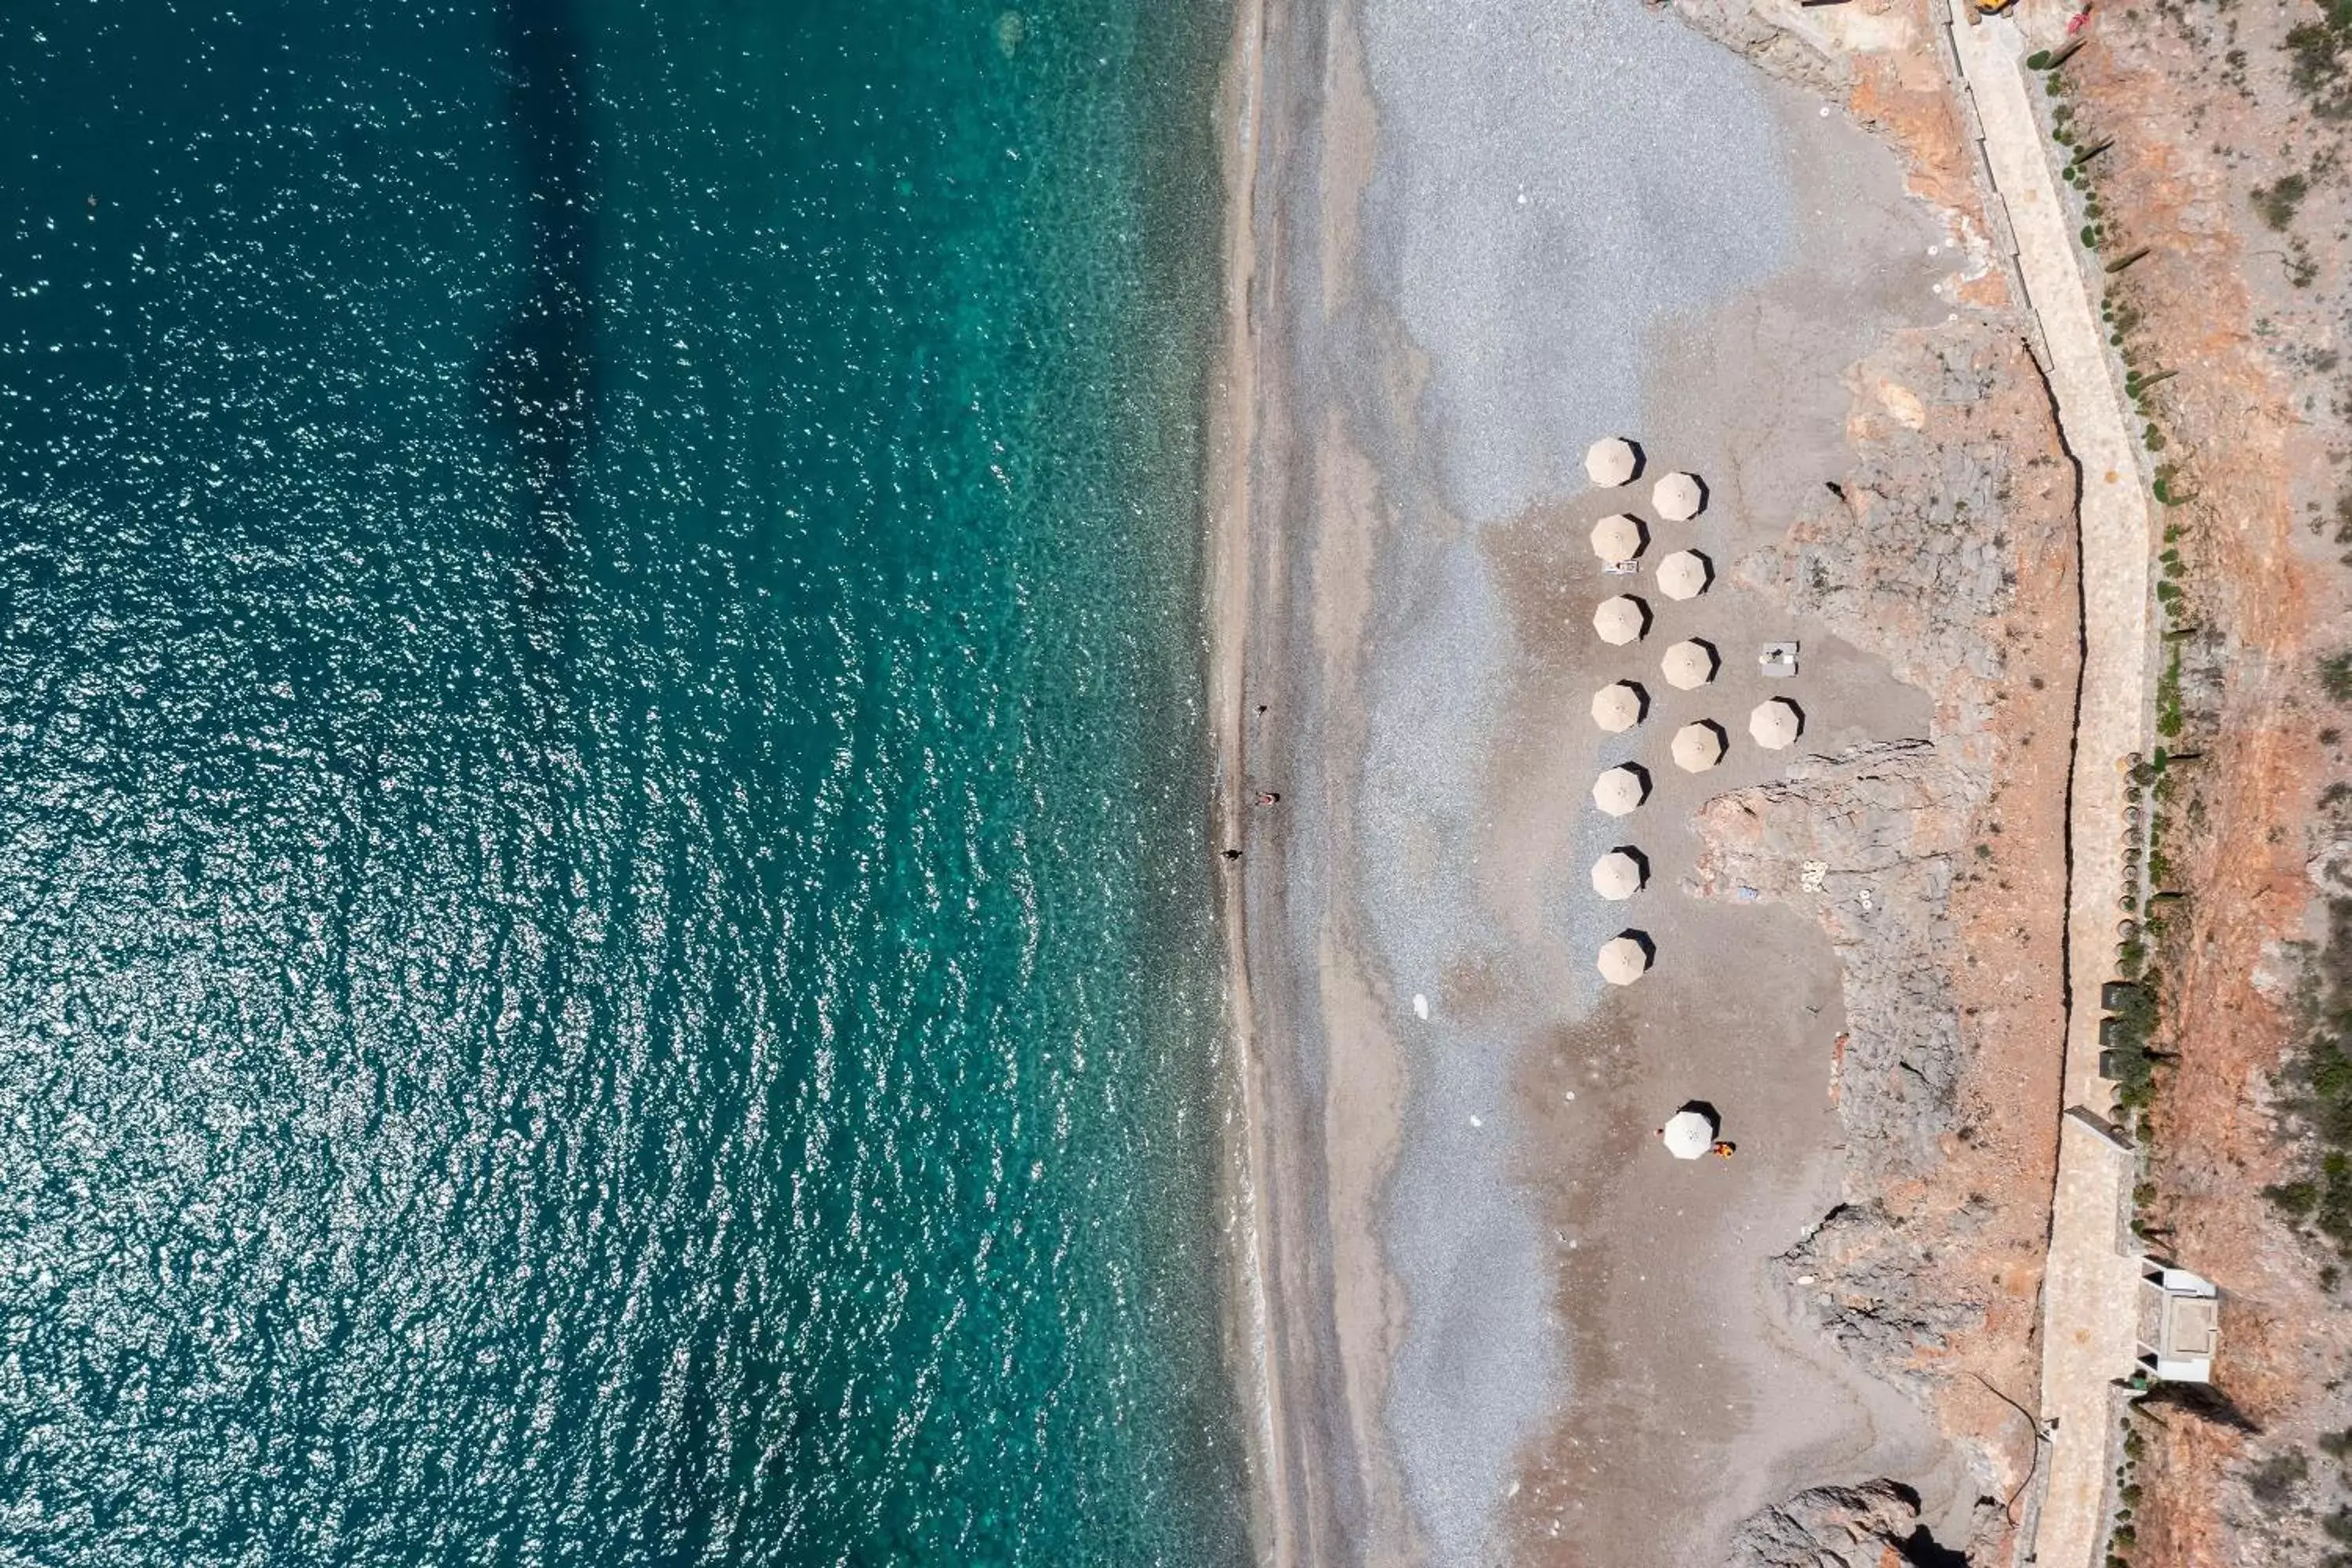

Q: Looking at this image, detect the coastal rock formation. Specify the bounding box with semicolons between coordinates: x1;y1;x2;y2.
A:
1666;0;1850;103
1722;1479;1922;1567
1773;1200;1982;1370
1689;321;2077;1556
1689;740;1969;1182
1694;321;2070;1191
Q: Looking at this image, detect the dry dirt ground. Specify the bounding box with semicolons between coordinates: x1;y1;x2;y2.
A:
2045;0;2352;1563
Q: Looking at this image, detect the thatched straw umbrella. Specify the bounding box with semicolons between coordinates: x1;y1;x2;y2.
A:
1652;472;1704;521
1597;933;1651;986
1589;514;1647;562
1592;764;1649;817
1585;437;1639;487
1660;1108;1715;1160
1655;549;1711;601
1590;681;1646;734
1660;639;1719;691
1749;698;1804;750
1671;720;1726;774
1592;595;1650;646
1591;849;1645;901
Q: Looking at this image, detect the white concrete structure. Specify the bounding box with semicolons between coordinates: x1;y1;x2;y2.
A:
2139;1265;2219;1383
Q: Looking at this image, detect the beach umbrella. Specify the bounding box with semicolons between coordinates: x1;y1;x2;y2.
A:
1592;765;1648;817
1592;595;1650;646
1652;472;1704;521
1585;437;1639;487
1750;698;1804;750
1660;1109;1715;1160
1656;550;1711;601
1671;720;1726;774
1597;934;1650;986
1590;681;1646;734
1591;850;1645;901
1589;514;1647;562
1661;640;1718;691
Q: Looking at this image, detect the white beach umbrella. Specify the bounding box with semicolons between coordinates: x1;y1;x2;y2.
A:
1592;765;1648;818
1749;698;1804;751
1589;513;1647;562
1597;934;1650;986
1591;850;1645;901
1584;437;1639;487
1660;639;1718;691
1671;720;1726;774
1592;595;1650;646
1655;550;1712;601
1660;1109;1715;1160
1590;681;1646;734
1652;471;1704;521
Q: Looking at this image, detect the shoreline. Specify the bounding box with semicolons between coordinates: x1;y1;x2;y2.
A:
1203;0;1296;1560
1201;0;2078;1561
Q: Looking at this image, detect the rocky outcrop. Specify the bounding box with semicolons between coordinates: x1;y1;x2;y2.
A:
1772;1202;1984;1375
1722;1479;1921;1567
1743;325;2049;744
1694;320;2067;1197
1664;0;1851;103
1689;323;2075;1562
1689;740;1971;1183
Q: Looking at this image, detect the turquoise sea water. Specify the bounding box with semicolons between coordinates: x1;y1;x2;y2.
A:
0;2;1248;1563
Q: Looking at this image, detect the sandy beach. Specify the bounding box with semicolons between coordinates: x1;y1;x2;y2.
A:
1208;0;2031;1561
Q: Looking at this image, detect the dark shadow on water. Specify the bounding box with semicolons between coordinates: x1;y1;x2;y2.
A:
483;0;598;647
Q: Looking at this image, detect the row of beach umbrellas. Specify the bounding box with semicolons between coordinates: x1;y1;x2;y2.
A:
1577;441;1806;979
1588;437;1745;1161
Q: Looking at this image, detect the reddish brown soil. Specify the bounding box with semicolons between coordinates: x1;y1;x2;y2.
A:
2056;0;2352;1558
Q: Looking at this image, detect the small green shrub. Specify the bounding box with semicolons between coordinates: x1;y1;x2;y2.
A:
2324;650;2352;702
2254;172;2310;230
2247;1450;2307;1504
2157;644;2185;737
